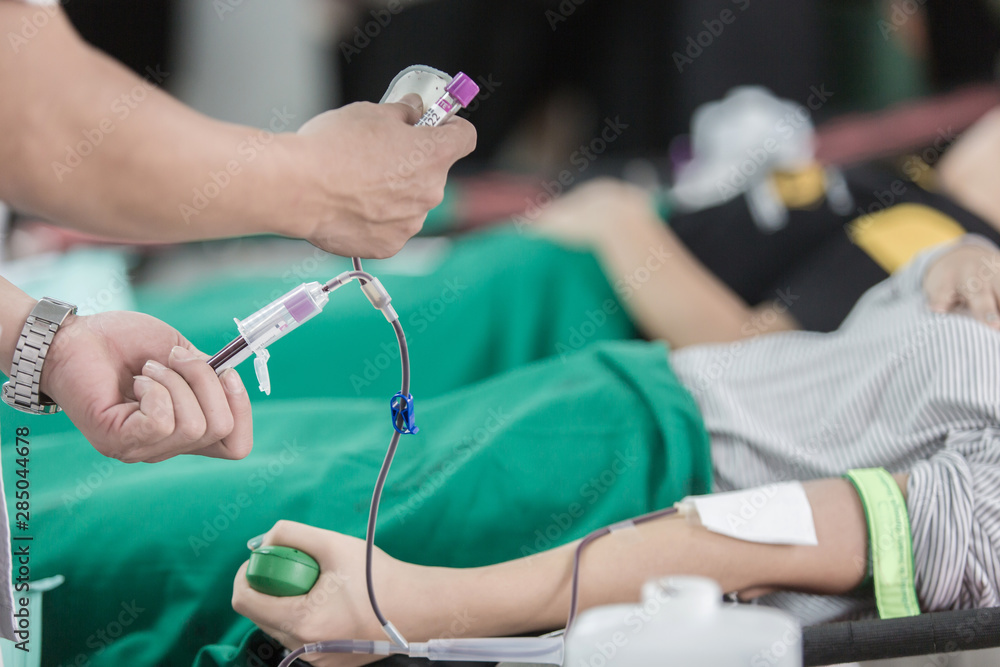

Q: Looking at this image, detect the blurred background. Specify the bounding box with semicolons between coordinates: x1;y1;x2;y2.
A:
10;0;1000;259
52;0;1000;169
9;0;999;311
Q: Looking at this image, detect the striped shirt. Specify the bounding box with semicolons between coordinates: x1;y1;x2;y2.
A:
670;237;1000;623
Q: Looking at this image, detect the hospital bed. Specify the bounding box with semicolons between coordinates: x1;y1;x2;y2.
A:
232;606;1000;666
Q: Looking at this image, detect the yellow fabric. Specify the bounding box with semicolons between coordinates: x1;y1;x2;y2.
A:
770;164;827;209
847;203;966;273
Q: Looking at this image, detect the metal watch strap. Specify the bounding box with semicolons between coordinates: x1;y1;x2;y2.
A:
2;297;77;415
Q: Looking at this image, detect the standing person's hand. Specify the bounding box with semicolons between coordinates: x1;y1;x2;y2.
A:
280;95;477;258
0;3;477;257
39;310;253;463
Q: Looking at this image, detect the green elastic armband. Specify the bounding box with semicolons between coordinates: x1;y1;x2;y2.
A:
844;468;921;619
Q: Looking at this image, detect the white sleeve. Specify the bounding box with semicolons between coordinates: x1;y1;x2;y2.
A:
889;234;1000;297
906;428;1000;610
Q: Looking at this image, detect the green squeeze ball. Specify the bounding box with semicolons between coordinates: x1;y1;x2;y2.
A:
246;546;320;597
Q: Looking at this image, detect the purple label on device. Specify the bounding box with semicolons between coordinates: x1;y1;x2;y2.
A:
284;290;317;323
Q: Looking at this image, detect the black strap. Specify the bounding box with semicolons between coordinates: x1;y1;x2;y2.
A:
803;607;1000;666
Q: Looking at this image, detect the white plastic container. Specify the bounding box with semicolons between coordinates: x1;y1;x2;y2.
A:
563;576;801;667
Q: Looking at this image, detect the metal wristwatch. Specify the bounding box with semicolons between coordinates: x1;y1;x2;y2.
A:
2;297;77;415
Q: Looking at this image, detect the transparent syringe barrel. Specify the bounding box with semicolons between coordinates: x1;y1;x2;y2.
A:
409;637;564;664
236;282;329;352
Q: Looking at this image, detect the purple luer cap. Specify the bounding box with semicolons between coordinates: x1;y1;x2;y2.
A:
445;72;480;108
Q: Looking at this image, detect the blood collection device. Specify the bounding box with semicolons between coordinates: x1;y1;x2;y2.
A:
207;282;328;395
207;72;480;395
205;68;490;663
415;72;480;127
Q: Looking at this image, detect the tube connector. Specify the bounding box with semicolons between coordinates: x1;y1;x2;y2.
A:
358;276;398;322
674;499;702;526
361;276;392;311
322;273;353;293
381;621;408;650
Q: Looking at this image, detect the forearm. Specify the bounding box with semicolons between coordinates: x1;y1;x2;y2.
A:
0;4;293;242
0;277;38;373
594;211;793;348
442;478;876;637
